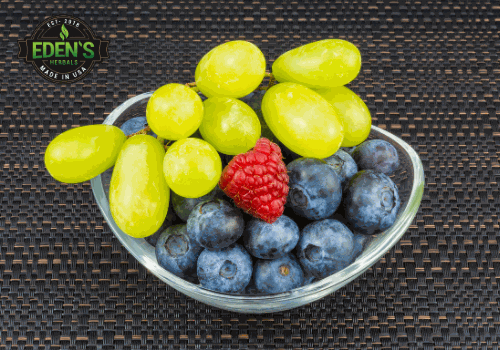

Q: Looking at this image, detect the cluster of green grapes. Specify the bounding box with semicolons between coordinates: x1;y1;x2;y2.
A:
44;39;371;239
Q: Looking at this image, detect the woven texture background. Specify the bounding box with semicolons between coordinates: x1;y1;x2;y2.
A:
1;1;499;349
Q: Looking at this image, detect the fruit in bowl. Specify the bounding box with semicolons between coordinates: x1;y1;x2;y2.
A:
44;39;424;313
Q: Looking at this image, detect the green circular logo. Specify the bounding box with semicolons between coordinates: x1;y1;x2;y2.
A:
18;15;109;84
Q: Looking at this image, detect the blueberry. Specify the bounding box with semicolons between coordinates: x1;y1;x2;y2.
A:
254;254;304;293
120;116;147;135
323;150;358;187
197;244;253;293
341;146;357;155
286;158;342;220
145;208;177;246
297;219;355;279
351;233;372;261
344;170;401;235
145;230;164;247
155;224;203;282
303;273;319;286
243;278;262;295
241;90;266;115
120;116;157;137
352;139;399;175
243;215;300;259
172;186;220;222
240;91;257;113
187;199;245;250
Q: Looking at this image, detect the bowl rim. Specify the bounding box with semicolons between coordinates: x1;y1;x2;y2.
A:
91;91;425;309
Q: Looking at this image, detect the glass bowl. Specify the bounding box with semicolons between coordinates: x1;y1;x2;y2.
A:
90;91;425;313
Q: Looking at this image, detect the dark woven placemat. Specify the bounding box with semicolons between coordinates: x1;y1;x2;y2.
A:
1;1;499;349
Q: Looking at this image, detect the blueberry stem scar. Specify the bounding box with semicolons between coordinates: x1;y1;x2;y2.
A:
279;265;290;276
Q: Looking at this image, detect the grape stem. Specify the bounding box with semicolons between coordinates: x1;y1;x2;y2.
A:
157;136;165;144
128;77;276;138
127;125;151;138
164;140;173;151
257;73;276;91
185;82;200;93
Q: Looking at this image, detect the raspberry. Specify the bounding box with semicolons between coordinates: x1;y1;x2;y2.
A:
219;138;289;223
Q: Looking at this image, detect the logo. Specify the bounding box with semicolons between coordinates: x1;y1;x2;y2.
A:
18;15;109;84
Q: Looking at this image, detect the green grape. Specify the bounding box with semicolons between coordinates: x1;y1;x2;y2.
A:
272;39;361;89
315;86;371;147
195;41;266;98
163;138;222;198
44;125;126;183
261;82;344;158
200;97;261;155
109;135;170;238
146;83;204;140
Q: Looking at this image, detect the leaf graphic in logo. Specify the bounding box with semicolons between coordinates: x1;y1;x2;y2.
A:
60;24;69;41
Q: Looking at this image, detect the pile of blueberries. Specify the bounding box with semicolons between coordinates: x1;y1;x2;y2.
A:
123;114;402;294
